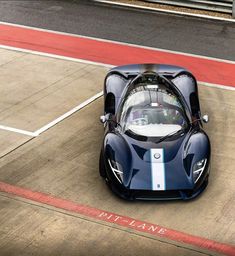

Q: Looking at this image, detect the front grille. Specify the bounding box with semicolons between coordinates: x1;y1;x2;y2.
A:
132;190;182;200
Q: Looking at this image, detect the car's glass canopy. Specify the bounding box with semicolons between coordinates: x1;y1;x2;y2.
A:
120;85;188;137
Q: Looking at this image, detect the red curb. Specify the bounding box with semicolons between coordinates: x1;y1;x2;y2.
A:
0;23;234;87
0;181;234;256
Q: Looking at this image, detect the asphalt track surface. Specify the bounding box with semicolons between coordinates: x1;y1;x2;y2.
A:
0;0;235;60
0;1;235;256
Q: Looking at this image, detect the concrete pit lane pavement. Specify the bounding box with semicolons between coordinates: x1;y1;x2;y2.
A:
0;48;234;255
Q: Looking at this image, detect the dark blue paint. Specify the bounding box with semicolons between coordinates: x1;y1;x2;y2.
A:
100;64;211;200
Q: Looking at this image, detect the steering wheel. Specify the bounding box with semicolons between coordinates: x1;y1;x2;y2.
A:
132;117;148;125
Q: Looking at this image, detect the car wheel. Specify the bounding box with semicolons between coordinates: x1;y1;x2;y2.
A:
99;150;107;178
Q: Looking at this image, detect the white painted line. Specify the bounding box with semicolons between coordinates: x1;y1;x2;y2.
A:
1;44;234;92
94;0;235;23
0;125;37;137
34;91;103;136
0;21;235;65
0;92;103;137
0;81;231;138
0;45;113;68
198;82;235;91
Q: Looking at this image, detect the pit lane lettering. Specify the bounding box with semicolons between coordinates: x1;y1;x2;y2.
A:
98;212;166;234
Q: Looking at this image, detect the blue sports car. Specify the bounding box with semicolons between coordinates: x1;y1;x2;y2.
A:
99;64;210;200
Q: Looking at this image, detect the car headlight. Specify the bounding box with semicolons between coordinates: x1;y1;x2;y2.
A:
108;159;123;184
193;158;207;183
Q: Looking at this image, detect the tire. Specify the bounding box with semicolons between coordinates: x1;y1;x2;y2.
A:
99;150;106;178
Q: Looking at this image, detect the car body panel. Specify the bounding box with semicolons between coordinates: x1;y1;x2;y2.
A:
100;64;210;200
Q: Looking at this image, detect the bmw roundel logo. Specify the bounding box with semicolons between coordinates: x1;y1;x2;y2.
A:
154;153;161;159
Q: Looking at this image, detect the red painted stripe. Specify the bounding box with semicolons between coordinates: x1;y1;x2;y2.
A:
0;24;235;87
0;181;234;256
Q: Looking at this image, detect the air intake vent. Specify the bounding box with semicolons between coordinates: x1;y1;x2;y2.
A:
183;154;194;176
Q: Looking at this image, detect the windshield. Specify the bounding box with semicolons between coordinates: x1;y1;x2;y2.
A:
120;85;188;137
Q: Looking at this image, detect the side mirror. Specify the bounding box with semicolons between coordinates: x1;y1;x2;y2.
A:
100;114;111;124
202;114;209;123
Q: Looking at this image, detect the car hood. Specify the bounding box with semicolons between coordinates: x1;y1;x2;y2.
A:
124;134;194;190
105;130;210;191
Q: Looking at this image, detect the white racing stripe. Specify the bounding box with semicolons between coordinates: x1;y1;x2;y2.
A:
150;148;166;191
